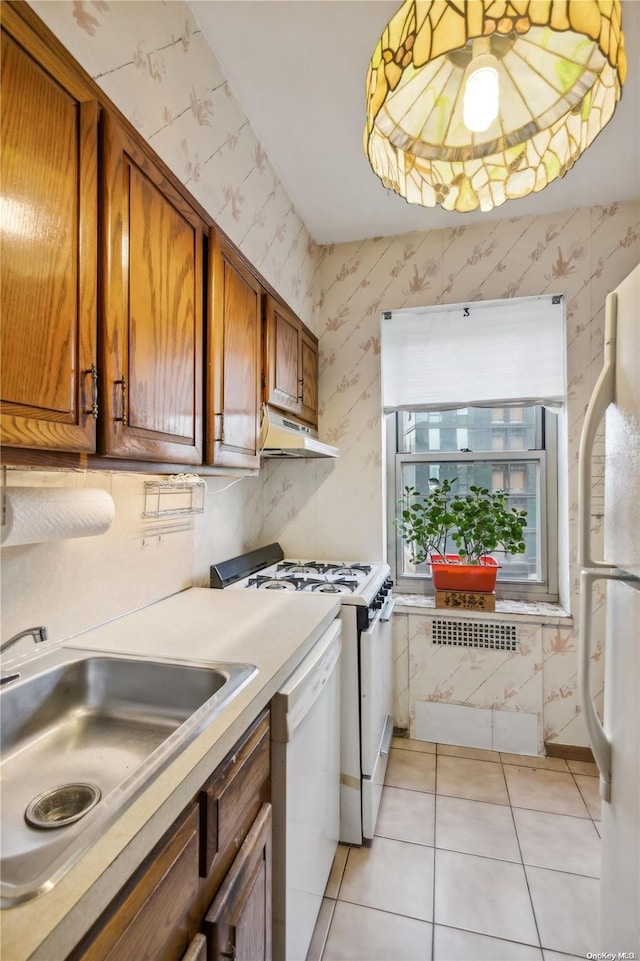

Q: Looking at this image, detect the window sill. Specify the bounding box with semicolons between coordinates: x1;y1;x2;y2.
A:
392;592;572;625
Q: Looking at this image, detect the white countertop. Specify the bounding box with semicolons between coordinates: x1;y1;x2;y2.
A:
1;587;341;961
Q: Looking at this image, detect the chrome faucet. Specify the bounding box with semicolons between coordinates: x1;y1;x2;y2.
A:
0;625;48;655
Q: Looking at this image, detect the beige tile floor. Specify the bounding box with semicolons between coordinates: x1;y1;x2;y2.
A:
307;738;601;961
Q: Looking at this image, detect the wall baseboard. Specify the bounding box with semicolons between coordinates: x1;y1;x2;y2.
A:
544;742;596;763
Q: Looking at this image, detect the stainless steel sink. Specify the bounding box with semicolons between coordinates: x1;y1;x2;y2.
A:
0;647;257;906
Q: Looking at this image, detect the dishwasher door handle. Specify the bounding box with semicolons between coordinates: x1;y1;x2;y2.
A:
380;716;394;756
273;620;342;742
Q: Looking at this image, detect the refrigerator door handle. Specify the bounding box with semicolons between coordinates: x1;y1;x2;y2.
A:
578;566;638;802
577;291;617;569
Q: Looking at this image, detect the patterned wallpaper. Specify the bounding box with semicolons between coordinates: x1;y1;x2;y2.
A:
266;201;640;745
29;0;318;329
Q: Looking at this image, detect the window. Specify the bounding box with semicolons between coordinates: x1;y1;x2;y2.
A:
387;405;559;600
381;294;565;603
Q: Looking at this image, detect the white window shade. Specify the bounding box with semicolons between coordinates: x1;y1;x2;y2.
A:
381;295;566;412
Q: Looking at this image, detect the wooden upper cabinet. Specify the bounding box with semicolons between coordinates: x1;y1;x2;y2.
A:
300;330;319;425
206;231;262;469
264;297;319;427
0;17;98;452
100;112;203;463
265;300;300;414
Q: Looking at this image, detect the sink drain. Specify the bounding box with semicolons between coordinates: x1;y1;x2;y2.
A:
25;783;101;829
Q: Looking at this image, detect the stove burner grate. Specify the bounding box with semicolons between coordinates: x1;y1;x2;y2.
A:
277;561;332;576
311;579;356;594
277;560;372;579
330;564;372;578
278;564;322;577
247;576;300;591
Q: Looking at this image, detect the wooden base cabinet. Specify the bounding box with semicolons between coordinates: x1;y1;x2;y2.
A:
69;710;271;961
206;804;272;961
71;805;201;961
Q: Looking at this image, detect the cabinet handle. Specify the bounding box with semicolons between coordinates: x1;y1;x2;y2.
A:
214;410;224;443
114;376;128;426
86;363;99;419
297;378;304;403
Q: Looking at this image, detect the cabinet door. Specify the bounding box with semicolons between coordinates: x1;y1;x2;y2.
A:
300;330;319;426
264;297;319;428
206;232;262;469
205;803;272;961
71;805;200;961
264;298;301;415
0;21;98;453
199;708;270;880
100;112;203;463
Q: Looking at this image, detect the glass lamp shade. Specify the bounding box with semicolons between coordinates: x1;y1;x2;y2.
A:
364;0;626;212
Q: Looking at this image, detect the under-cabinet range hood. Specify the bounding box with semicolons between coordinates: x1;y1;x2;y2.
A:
259;407;339;458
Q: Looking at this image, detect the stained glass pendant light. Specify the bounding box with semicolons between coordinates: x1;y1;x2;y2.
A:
364;0;626;212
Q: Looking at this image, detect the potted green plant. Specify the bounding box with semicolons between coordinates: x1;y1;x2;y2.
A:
395;478;528;592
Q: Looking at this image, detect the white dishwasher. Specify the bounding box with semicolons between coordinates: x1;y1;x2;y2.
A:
271;618;341;961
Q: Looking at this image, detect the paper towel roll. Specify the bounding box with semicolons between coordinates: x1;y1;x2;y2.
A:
1;487;115;547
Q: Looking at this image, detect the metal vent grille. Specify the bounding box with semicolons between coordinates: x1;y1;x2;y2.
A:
432;619;518;651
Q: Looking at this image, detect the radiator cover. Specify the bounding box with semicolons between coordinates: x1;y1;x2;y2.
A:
432;618;518;652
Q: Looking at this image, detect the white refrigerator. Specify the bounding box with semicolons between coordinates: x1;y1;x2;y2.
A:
578;263;640;951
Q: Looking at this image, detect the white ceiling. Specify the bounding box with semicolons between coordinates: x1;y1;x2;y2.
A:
189;0;640;245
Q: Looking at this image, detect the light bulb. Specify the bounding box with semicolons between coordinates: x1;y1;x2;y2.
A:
463;56;499;133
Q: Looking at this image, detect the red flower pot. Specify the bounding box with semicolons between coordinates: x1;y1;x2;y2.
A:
430;555;500;592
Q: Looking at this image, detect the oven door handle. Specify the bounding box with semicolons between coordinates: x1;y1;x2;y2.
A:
380;597;395;622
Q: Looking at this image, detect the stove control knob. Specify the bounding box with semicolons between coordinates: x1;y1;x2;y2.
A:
372;599;382;610
385;577;393;589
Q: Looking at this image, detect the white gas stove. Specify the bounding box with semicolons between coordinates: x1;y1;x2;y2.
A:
210;543;394;846
210;543;390;609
